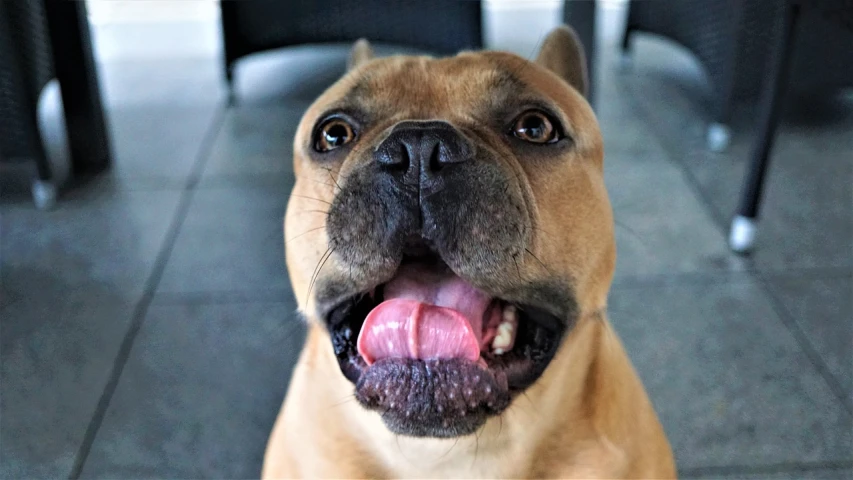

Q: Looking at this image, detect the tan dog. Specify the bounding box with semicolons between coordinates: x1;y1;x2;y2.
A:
263;26;676;479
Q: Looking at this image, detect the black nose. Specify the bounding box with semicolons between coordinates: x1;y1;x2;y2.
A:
374;121;472;184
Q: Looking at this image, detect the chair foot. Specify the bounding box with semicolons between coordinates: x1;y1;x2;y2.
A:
707;123;731;152
617;52;634;72
729;215;757;254
32;180;58;210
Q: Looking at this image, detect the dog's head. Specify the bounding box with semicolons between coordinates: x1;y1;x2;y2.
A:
284;26;614;438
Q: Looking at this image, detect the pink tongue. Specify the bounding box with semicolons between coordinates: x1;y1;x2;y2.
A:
356;264;492;365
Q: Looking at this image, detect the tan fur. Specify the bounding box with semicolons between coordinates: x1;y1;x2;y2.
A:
263;28;676;479
348;38;374;71
535;25;588;96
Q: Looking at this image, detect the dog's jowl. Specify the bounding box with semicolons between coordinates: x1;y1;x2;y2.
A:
263;26;676;479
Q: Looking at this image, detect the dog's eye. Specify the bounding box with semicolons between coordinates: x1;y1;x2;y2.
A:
511;110;558;144
315;119;355;152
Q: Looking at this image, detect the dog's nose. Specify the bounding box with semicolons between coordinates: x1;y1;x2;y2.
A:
374;121;472;183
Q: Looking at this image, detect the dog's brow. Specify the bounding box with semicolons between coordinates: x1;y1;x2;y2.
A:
490;70;527;94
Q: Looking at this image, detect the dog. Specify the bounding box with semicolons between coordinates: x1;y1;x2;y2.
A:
262;26;676;479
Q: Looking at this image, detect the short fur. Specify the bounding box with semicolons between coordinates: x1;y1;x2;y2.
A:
263;26;676;479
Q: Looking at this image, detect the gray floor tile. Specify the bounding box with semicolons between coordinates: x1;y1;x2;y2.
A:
607;277;852;469
156;182;291;294
79;301;306;479
764;272;853;405
620;36;853;271
605;140;749;279
1;300;134;479
1;190;181;301
200;102;309;184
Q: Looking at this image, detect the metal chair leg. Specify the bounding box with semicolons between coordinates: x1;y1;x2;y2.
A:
729;2;800;253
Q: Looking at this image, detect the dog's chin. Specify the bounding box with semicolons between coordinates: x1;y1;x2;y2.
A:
323;253;567;438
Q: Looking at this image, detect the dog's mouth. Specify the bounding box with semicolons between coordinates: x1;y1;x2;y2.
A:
325;252;566;437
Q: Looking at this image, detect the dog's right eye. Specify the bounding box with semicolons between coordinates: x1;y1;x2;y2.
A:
315;118;356;152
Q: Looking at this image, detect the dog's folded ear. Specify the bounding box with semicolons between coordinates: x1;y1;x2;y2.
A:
348;38;375;71
535;25;588;96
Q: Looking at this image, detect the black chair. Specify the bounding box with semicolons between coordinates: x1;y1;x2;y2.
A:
621;0;853;152
729;0;853;253
219;0;484;105
218;0;599;106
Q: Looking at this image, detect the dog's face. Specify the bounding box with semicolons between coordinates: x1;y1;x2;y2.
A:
285;28;615;438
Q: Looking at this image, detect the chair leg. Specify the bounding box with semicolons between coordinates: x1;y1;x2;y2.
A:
32;153;57;210
619;26;635;71
706;122;732;152
225;63;237;107
729;2;800;254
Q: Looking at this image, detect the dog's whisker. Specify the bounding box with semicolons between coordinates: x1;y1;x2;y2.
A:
328;394;356;409
306;247;334;305
437;437;461;460
320;166;343;192
524;248;552;275
289;194;333;206
292;209;330;216
284;226;326;245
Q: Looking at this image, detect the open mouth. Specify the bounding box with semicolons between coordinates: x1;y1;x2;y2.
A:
325;252;566;437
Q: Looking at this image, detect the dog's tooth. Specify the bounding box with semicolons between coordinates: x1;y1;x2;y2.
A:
492;305;518;355
503;304;517;323
492;325;513;350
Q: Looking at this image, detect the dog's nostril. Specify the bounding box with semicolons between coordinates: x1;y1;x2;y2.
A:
398;143;411;171
428;142;443;173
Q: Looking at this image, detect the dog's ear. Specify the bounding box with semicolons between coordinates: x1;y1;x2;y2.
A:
535;25;588;96
348;38;375;71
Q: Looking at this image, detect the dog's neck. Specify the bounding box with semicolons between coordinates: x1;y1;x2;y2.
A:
301;311;640;478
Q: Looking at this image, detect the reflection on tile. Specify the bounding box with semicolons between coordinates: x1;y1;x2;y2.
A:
79;301;306;479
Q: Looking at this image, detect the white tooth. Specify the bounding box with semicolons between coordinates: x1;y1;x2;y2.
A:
492;326;512;350
492;305;519;355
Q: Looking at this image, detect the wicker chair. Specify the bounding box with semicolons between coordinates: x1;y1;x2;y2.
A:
0;0;58;208
220;0;484;105
729;0;853;252
621;0;853;151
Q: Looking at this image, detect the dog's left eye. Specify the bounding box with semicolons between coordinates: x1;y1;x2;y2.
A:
315;118;356;152
511;110;559;144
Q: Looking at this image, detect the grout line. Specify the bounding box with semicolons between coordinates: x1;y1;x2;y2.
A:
678;459;853;479
67;104;227;479
615;73;853;416
754;271;853;415
757;265;853;279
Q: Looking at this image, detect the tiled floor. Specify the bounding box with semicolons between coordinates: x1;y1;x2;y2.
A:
2;9;851;480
